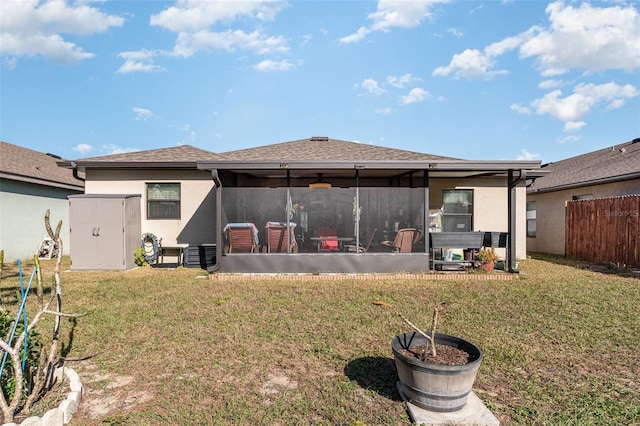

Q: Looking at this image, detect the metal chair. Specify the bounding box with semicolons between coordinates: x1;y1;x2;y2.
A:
317;226;340;252
345;227;377;253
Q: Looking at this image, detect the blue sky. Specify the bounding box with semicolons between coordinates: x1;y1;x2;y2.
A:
1;0;639;164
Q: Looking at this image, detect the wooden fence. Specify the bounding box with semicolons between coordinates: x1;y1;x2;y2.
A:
566;195;640;267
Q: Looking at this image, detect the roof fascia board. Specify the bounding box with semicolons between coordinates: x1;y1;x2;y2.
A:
57;161;200;170
197;159;542;171
527;172;640;195
0;172;84;191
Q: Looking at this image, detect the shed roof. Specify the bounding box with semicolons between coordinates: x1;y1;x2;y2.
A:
0;141;84;190
527;138;640;194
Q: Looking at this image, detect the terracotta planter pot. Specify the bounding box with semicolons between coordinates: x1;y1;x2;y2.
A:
392;332;483;412
481;261;494;272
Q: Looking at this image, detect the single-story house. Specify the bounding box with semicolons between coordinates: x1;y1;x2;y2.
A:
0;141;84;261
58;137;544;273
527;137;640;255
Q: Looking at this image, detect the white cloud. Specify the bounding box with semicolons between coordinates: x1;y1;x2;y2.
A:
102;144;139;155
539;79;564;89
150;1;288;59
253;59;294;71
359;78;386;96
117;50;164;74
434;2;640;80
510;103;530;115
446;27;463;38
558;134;582;144
131;107;155;121
564;121;586;131
401;87;430;105
375;107;392;115
73;143;93;154
0;0;123;66
172;29;288;57
386;73;420;88
340;0;449;44
432;48;508;79
516;81;638;126
520;2;640;74
150;1;286;33
516;149;540;161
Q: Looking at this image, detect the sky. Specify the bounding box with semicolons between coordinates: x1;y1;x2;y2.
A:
1;0;639;164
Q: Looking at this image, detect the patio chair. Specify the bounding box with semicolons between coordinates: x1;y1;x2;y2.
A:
344;227;377;253
265;222;298;253
317;226;340;252
381;228;422;253
224;223;259;253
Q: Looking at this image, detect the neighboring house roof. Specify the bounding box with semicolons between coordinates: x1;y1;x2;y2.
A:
528;138;640;194
0;141;84;191
221;136;458;161
57;145;227;170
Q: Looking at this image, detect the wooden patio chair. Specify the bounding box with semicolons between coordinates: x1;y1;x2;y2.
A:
381;228;422;253
224;223;259;253
345;227;377;253
265;222;298;253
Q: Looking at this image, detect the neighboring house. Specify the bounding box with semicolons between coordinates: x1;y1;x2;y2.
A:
0;141;84;261
59;137;544;273
527;138;640;255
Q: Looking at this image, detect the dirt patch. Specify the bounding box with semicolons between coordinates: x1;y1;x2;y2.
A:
67;361;153;424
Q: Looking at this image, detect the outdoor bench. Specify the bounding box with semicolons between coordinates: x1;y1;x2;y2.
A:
429;231;507;270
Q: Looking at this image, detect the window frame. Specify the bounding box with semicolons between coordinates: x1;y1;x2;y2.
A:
147;182;181;220
526;200;536;238
441;189;473;232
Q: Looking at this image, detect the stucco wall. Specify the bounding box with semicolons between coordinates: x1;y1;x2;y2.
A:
429;177;528;259
0;179;80;261
84;169;216;246
527;178;640;254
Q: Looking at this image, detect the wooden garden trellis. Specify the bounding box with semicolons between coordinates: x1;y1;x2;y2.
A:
565;194;640;267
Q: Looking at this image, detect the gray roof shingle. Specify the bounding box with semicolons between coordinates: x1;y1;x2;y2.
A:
1;141;84;189
528;138;640;193
76;144;226;163
220;137;458;161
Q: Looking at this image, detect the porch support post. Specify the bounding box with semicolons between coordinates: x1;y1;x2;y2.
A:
424;170;430;265
355;169;360;249
507;169;514;273
507;169;525;273
208;169;223;273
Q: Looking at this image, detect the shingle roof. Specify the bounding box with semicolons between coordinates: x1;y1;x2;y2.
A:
76;145;225;163
528;138;640;193
0;141;84;189
221;137;458;161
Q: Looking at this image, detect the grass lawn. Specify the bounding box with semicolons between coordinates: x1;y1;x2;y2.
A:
2;254;639;425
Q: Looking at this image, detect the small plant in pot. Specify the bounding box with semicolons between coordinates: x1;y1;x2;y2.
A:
475;245;497;272
374;301;483;413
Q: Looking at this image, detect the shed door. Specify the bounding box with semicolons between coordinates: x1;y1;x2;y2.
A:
70;198;125;270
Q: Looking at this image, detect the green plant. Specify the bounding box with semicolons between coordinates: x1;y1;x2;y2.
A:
476;245;497;263
134;248;148;267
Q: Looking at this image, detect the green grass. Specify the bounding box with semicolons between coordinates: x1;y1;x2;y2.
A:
2;254;639;425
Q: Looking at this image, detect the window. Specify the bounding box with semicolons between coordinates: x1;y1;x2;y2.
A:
526;201;536;238
442;189;473;232
147;183;180;219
